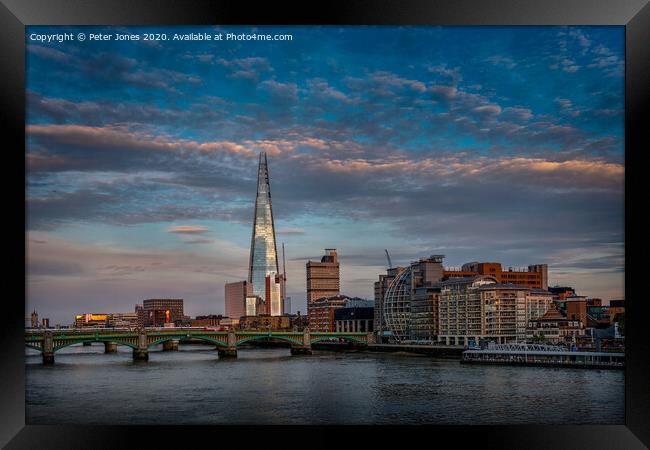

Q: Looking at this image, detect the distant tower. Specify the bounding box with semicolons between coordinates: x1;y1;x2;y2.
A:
31;310;38;329
248;152;280;311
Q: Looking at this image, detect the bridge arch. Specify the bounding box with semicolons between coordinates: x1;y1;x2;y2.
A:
53;338;139;352
236;334;304;347
147;336;227;348
25;342;42;351
310;335;368;345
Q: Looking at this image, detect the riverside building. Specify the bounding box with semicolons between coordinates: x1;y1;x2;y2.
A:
443;262;548;290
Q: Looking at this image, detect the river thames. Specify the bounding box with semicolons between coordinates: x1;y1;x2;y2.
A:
26;344;624;425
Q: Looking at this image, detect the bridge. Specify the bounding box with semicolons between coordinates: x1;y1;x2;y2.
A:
25;328;374;364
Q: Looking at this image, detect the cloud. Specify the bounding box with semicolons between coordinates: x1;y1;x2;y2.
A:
184;238;215;244
167;225;210;234
472;104;502;115
217;57;271;81
276;227;305;235
259;79;298;101
27;44;73;63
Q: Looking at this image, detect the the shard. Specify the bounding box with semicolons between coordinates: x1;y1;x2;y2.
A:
248;152;281;313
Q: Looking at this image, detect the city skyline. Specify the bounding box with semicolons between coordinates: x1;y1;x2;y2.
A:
26;25;624;324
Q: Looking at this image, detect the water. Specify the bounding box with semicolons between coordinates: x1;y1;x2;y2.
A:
25;344;624;425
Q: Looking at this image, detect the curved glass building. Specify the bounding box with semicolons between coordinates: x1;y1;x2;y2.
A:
383;266;412;342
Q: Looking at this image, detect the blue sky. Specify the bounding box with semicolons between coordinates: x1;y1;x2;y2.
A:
25;26;624;324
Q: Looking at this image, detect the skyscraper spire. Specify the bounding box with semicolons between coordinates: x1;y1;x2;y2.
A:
248;152;280;309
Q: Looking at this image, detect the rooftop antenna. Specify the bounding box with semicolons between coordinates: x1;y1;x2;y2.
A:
384;249;393;269
282;243;287;283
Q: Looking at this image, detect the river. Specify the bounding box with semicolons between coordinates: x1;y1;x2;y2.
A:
25;344;624;425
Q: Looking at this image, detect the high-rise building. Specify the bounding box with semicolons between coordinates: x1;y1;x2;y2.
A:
42;318;50;329
306;249;340;303
374;267;406;342
381;255;445;343
248;152;280;306
266;273;283;316
225;280;248;320
284;296;292;315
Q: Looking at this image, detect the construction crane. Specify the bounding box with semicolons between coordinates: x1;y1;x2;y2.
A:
384;249;393;269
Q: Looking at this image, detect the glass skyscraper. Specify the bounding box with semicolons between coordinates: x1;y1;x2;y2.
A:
248;152;280;306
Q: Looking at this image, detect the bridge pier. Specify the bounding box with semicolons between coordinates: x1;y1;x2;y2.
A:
218;328;237;358
43;331;54;364
163;340;179;351
104;342;118;353
291;328;312;356
132;330;149;361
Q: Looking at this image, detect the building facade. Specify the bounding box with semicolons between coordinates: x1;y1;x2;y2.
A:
443;262;548;289
478;284;529;343
308;294;357;332
526;308;585;343
306;249;340;304
142;298;184;324
107;312;138;328
382;255;445;343
225;280;248;320
239;314;291;331
438;276;497;345
374;266;406;342
334;305;374;333
74;313;109;328
248;152;280;306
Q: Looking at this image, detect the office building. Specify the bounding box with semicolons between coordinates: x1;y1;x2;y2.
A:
308;294;365;332
443;262;548;289
306;249;340;303
284;296;292;315
74;313;108;328
107;312;138;328
225;280;248;320
42;318;50;329
266;272;283;316
334;302;374;333
382;255;446;343
248;152;281;306
374;266;406;342
142;298;184;324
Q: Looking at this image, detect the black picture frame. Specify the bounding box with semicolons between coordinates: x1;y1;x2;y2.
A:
2;0;648;448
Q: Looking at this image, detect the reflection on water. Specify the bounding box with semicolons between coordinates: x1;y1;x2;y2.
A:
25;344;624;425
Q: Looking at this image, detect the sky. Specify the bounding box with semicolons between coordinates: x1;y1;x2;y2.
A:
25;26;625;325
